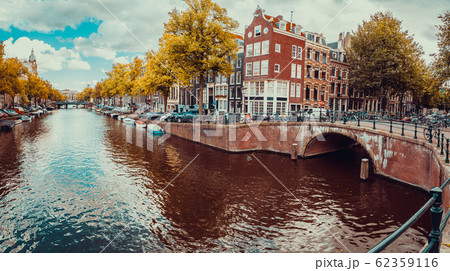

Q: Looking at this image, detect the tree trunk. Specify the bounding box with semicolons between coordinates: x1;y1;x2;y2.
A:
199;75;204;115
130;95;134;112
164;92;168;113
399;93;404;118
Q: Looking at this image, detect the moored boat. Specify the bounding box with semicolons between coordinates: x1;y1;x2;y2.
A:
118;115;126;121
147;124;164;135
20;115;32;122
14;119;22;125
123;117;136;125
111;113;119;119
136;120;146;128
1;119;15;130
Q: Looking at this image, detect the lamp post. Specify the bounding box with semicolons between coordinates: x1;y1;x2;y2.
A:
241;87;247;114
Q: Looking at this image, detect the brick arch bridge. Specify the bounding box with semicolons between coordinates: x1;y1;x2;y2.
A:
169;121;448;194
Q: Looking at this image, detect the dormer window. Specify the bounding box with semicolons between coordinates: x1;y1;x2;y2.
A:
294;25;302;34
279;21;286;31
255;25;261;37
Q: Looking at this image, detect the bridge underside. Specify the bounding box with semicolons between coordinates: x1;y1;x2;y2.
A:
303;133;358;158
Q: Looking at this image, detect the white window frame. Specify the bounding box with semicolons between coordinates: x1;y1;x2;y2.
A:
230;73;235;85
246;63;252;76
236;59;242;68
246;44;253;58
297;47;302;59
296;83;301;98
255;25;261;37
275;44;281;53
261;60;268;76
253;61;260;76
254;42;261;56
292;45;297;58
236;71;241;84
262;40;269;55
297;64;302;79
291;82;295;97
291;64;296;78
274;64;280;73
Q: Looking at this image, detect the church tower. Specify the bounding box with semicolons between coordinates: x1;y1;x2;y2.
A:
28;49;37;75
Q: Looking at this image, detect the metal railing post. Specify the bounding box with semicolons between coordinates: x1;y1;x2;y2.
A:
441;134;444;155
390;120;393;133
429;126;433;144
437;129;441;148
446;138;449;164
428;187;443;253
357;117;360;127
373;117;376;130
343;115;347;125
401;121;405;136
414;123;418;139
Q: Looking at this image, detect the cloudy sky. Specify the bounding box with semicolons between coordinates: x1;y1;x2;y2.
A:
0;0;447;92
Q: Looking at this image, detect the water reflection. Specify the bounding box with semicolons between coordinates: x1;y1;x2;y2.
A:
0;110;430;253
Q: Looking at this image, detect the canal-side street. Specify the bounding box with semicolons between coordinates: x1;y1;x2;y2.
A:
0;109;431;252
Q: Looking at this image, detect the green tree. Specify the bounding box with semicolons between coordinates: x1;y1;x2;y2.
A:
433;11;450;84
162;0;238;115
347;11;427;114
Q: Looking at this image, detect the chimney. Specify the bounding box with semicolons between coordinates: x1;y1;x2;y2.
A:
338;32;343;49
276;15;283;21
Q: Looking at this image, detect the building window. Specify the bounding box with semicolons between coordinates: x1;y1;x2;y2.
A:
261;60;268;76
315;51;320;62
331;82;335;94
342;84;346;95
246;63;252;76
297;64;301;79
221;75;226;84
279;22;286;30
262;40;269;55
321;70;326;80
291;64;296;78
306;65;312;78
291;83;295;97
246;44;253;57
236;71;241;84
254;42;261;56
307;48;312;59
306;85;310;100
292;45;297;58
320;86;325;101
314;68;319;79
297;47;302;59
267;102;273;115
276;101;286;114
274;64;280;73
253;61;260;76
331;67;336;77
322;52;327;63
314;86;318;100
255;25;261;37
236;59;242;68
296;83;301;98
230;73;235;85
208;74;213;82
275;44;281;53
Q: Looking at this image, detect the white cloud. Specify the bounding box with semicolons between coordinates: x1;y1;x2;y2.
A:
4;37;91;72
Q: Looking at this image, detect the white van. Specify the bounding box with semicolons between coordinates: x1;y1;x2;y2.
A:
303;108;325;121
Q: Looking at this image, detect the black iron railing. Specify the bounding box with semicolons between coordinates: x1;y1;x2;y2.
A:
368;177;450;253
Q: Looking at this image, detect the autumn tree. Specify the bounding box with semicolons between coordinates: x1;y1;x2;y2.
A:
347;11;428;114
162;0;238;115
25;74;45;106
141;49;177;113
0;57;28;108
433;11;450;84
124;57;143;111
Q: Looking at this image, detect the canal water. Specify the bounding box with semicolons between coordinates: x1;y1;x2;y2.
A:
0;110;430;253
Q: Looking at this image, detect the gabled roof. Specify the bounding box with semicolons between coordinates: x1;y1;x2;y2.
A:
327;42;338;49
252;6;304;37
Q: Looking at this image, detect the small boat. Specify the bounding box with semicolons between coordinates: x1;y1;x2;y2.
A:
123;117;136;125
118;115;126;121
111;113;119;119
20;115;32;122
136;120;147;128
1;119;15;130
147;124;164;135
14;119;22;125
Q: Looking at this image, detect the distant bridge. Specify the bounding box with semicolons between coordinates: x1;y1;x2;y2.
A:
54;101;90;109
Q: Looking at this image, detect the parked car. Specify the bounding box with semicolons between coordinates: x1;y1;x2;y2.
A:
4;109;18;117
14;107;25;115
0;110;8;118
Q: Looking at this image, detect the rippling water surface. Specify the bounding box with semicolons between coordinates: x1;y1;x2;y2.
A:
0;110;430;252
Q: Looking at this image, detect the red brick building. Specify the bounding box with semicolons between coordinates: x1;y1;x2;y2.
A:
303;31;330;110
328;32;350;112
243;6;306;115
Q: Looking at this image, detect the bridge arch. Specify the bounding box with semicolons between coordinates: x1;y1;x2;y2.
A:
300;130;377;172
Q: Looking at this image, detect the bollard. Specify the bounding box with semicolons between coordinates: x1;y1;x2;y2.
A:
441;134;444;155
390;120;393;133
401;121;405;136
437;129;441;148
291;143;298;160
446;139;449;164
414;123;418;140
357;117;360;127
360;158;369;181
429;126;433;144
343;116;347;125
428;187;443;253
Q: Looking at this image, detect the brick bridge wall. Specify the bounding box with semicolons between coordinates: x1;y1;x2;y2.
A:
166;122;448;197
